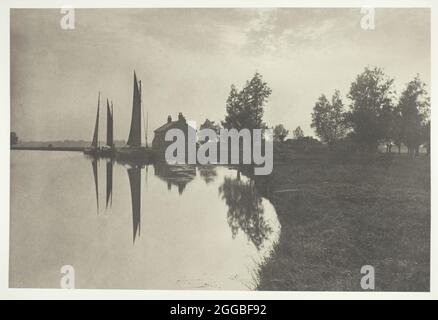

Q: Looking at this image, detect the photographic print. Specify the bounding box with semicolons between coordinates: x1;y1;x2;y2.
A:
9;7;430;292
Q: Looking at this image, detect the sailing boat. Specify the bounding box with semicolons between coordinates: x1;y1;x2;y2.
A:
116;71;152;162
84;92;101;155
101;99;115;157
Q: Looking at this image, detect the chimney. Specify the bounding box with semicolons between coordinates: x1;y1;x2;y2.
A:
178;112;184;122
167;115;172;123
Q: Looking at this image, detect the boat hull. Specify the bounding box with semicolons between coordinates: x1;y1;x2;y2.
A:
100;146;115;158
116;147;154;164
83;147;99;156
84;147;115;158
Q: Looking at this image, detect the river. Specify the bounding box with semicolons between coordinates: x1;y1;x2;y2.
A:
9;151;280;290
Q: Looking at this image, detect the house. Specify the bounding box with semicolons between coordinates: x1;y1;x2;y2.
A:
152;113;191;157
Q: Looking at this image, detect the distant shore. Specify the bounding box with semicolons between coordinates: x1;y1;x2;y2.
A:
11;146;84;152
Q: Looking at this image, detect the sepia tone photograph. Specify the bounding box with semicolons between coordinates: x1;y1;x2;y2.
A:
9;7;430;292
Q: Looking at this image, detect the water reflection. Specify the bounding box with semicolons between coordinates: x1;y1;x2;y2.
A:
219;171;273;251
198;166;218;184
106;159;113;208
9;153;280;289
89;158;274;250
91;157;99;213
153;162;196;195
127;166;141;243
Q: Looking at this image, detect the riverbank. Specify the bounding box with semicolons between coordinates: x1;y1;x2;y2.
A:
258;153;430;291
11;146;84;152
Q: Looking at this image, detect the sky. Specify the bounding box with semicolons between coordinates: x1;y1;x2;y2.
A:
11;8;430;142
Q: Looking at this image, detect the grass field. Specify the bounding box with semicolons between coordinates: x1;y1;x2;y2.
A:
257;153;430;291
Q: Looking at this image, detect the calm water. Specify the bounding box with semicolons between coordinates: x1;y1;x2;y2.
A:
10;151;280;290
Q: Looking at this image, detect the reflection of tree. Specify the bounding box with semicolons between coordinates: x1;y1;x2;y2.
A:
10;132;18;146
198;166;218;184
219;173;272;250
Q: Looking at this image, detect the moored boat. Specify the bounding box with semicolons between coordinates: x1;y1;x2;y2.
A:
84;92;101;156
100;99;115;157
116;71;153;162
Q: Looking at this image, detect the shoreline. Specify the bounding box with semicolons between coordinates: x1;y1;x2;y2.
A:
11;146;84;152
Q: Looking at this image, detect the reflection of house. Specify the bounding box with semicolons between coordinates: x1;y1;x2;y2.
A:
152;113;189;152
153;162;196;195
198;166;217;184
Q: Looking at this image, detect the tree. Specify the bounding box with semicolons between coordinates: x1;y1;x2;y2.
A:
293;126;304;139
199;118;221;147
346;67;395;152
389;108;404;154
311;90;347;145
398;75;430;156
10;132;18;146
423;120;430;156
200;118;221;134
273;124;289;142
222;72;272;131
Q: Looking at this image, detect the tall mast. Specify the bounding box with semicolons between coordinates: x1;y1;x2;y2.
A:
106;98;113;147
146;111;149;148
91;91;100;148
111;101;114;148
127;71;142;147
139;80;147;148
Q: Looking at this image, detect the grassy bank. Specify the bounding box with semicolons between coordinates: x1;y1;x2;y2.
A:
257;153;430;291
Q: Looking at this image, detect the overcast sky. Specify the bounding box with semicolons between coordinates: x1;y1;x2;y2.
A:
11;8;430;142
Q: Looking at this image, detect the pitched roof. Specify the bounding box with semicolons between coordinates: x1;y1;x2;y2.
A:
154;121;178;133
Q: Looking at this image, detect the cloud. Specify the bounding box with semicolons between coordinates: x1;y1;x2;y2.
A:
11;8;430;141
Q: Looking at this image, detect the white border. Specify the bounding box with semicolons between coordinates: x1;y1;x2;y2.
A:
0;0;436;300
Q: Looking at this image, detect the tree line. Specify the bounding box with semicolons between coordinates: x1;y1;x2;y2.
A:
199;67;430;156
309;67;430;155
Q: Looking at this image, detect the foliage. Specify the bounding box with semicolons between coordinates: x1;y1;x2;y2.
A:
398;75;430;154
311;90;347;145
200;118;221;134
292;126;304;139
222;72;272;131
273;124;289;142
345;67;395;151
10;132;18;145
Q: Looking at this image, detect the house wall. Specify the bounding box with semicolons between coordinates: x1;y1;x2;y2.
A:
152;120;191;160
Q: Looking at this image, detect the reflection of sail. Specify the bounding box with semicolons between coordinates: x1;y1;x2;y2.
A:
128;166;141;243
127;72;141;147
219;172;272;250
106;160;113;208
153;162;196;195
92;158;99;213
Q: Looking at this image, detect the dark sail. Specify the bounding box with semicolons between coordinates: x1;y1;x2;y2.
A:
106;99;113;147
91;92;100;148
106;160;113;208
127;72;142;147
92;158;99;213
128;166;141;243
